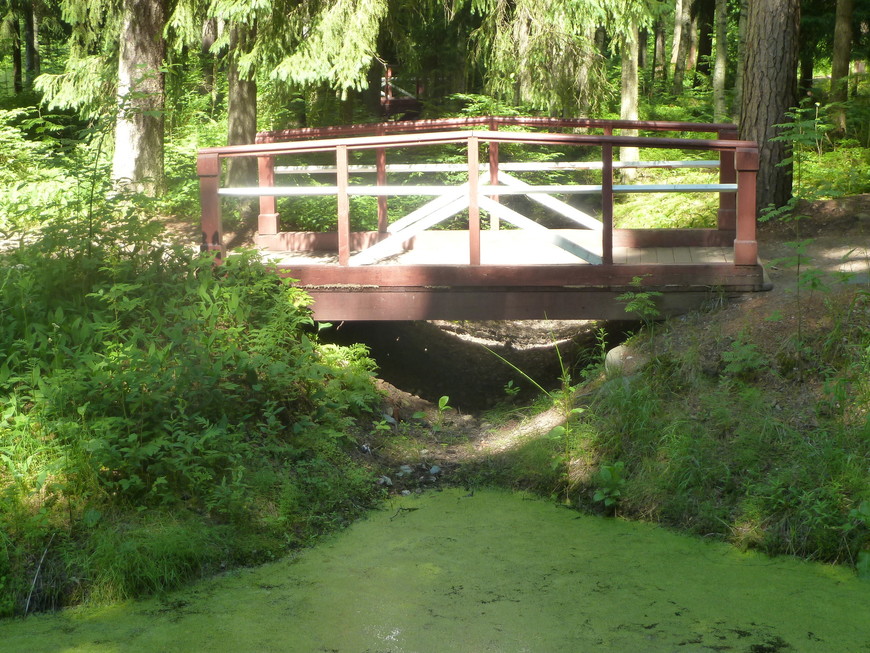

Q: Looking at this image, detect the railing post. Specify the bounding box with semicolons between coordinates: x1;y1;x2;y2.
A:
488;118;500;229
198;153;223;259
734;147;759;266
601;142;614;266
376;125;388;234
336;144;350;266
468;135;481;265
718;128;738;231
257;155;279;235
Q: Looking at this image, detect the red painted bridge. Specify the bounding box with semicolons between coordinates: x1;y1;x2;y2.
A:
197;116;768;321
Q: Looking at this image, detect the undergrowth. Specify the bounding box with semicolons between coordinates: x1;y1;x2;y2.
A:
0;208;384;616
469;281;870;570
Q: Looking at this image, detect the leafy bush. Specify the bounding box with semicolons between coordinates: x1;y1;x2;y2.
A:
0;207;384;613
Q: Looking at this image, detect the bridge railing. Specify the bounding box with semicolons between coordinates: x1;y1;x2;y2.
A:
254;116;739;239
197;118;759;268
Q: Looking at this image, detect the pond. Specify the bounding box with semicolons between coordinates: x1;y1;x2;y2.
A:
2;488;868;652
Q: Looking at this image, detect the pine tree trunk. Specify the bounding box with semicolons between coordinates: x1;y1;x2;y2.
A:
739;0;799;211
620;24;640;180
830;0;854;133
798;50;815;96
201;18;218;99
227;25;258;218
732;0;748;122
712;0;728;121
672;0;694;94
112;0;166;196
670;0;684;70
695;0;715;80
23;1;39;87
6;13;23;94
653;18;667;82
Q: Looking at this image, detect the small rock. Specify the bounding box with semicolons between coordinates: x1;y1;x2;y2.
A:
378;476;393;486
401;490;411;496
398;465;414;476
429;465;442;475
605;344;648;376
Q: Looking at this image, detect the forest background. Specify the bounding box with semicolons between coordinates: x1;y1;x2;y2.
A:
1;0;869;617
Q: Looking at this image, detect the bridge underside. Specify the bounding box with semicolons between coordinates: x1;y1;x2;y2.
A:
268;230;770;321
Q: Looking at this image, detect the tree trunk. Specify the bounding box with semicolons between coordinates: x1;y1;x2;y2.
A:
670;0;684;70
577;25;597;112
5;13;23;94
732;0;748;122
739;0;800;212
112;0;166;196
672;0;694;94
687;10;699;72
23;1;39;87
695;0;715;80
830;0;854;133
620;23;640;179
201;17;218;98
638;28;648;72
226;25;258;217
653;18;667;83
798;49;815;96
712;0;727;120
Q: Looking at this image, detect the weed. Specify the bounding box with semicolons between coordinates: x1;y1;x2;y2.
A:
617;276;663;351
593;461;626;512
721;332;768;381
503;380;521;398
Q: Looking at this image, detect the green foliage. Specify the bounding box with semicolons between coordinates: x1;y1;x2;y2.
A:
617;275;663;324
593;461;626;509
0;203;384;613
721;333;768;381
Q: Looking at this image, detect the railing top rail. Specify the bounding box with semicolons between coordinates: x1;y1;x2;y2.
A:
255;116;738;144
201;129;757;160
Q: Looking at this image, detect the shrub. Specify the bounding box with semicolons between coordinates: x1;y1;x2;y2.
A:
0;207;384;613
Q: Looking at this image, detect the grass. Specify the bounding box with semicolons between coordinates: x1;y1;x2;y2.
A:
462;280;870;568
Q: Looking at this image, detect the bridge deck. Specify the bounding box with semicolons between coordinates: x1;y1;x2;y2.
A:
252;230;767;321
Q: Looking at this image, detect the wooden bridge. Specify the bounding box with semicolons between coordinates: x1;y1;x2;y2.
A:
197;117;768;321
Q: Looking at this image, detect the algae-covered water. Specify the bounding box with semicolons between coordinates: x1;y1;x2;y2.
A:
2;488;869;652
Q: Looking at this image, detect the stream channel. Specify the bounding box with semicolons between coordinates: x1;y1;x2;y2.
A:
2;488;868;652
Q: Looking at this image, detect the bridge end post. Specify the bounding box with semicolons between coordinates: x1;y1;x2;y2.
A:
717;128;738;231
198;153;224;259
734;147;759;266
257;155;280;236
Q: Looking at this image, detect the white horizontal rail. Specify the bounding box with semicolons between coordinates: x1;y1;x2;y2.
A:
273;160;720;175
